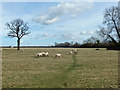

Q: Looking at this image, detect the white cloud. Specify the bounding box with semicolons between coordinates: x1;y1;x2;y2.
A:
80;30;95;35
29;32;51;40
59;33;82;42
33;2;94;25
30;32;83;42
41;33;50;37
33;15;59;25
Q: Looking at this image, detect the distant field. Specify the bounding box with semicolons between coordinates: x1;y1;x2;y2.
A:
2;48;118;88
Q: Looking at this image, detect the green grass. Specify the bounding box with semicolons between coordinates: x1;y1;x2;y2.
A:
2;48;118;88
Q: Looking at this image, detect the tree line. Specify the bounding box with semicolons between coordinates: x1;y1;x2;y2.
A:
54;37;116;49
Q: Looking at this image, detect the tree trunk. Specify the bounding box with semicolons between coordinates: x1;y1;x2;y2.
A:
108;35;119;49
17;38;20;50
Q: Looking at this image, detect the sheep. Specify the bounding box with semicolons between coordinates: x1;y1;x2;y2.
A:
55;54;61;58
96;48;99;50
72;49;74;52
69;51;72;54
37;53;43;57
72;49;76;51
21;49;24;52
45;52;49;56
37;52;49;57
42;52;49;57
11;46;14;48
72;49;77;53
74;49;77;53
0;49;2;51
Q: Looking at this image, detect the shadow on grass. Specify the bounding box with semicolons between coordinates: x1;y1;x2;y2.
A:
34;55;50;59
34;56;38;58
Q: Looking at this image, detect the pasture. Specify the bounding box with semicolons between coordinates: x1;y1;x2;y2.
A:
2;48;118;88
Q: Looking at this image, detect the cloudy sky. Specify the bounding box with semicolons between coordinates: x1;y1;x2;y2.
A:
1;1;118;46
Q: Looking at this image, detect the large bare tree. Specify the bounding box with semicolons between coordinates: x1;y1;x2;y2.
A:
6;19;30;50
98;4;120;49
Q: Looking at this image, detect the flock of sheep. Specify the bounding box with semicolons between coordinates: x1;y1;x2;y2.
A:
37;49;78;58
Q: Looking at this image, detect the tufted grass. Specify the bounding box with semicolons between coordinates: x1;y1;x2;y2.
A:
2;48;118;88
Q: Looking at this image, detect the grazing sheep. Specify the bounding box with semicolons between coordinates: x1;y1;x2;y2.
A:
37;52;49;57
72;49;74;52
45;52;49;56
37;53;43;57
96;48;99;50
69;51;72;54
21;49;24;52
42;52;49;57
74;50;77;53
72;49;77;53
55;54;61;58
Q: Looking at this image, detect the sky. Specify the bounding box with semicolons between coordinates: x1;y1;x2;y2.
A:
1;1;118;46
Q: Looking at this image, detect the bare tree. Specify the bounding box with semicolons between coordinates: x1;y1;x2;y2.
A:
6;19;30;50
83;36;100;44
98;5;120;49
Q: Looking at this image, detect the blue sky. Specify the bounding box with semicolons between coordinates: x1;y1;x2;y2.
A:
1;2;118;46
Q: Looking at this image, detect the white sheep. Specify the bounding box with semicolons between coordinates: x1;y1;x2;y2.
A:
21;49;24;52
0;49;2;51
37;53;43;57
42;52;49;57
72;49;75;52
72;49;77;53
69;51;72;54
37;52;49;57
55;54;61;58
45;52;49;56
74;49;77;53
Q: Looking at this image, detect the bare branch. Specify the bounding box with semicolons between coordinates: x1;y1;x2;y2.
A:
98;5;120;48
6;19;30;39
8;34;17;37
20;31;31;39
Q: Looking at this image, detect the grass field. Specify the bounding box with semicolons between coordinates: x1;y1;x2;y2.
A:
2;48;118;88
